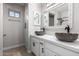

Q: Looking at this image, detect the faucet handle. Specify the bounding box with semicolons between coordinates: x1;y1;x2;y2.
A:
65;25;70;33
40;27;45;32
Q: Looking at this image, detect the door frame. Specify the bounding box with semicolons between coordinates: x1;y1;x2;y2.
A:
0;3;3;56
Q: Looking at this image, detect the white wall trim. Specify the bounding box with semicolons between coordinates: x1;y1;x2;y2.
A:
3;44;25;51
27;50;31;53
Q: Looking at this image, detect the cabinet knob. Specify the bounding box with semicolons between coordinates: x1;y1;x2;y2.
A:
3;34;6;37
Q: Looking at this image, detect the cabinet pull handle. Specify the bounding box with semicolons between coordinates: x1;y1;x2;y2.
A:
33;42;35;47
40;42;43;45
3;34;6;37
42;48;44;53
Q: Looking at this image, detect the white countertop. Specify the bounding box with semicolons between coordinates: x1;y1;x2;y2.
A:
31;34;79;53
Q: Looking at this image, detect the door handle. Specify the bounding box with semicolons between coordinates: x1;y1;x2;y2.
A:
3;34;6;37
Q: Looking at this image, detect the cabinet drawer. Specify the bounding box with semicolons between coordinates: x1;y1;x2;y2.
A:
45;42;79;56
31;37;39;43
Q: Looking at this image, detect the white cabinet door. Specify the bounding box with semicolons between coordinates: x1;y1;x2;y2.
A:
45;49;58;56
31;37;40;56
45;42;79;56
39;40;45;56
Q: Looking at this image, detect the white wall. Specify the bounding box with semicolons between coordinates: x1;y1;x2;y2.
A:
0;3;3;55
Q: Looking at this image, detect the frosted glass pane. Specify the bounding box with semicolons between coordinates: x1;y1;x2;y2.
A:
15;12;20;18
9;11;14;17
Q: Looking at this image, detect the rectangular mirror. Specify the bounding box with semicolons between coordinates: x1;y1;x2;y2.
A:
54;4;68;27
42;3;73;28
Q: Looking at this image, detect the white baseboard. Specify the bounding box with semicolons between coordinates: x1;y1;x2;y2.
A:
27;50;31;53
3;44;25;51
0;51;3;56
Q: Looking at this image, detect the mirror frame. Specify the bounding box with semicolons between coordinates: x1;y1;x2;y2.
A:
42;3;73;29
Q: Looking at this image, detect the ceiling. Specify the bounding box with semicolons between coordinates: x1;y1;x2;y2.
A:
6;3;28;6
15;3;26;6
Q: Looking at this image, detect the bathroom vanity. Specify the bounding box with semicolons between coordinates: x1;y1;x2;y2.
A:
30;3;79;56
31;34;79;56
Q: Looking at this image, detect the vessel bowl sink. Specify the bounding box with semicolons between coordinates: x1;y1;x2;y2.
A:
35;31;45;36
55;33;78;42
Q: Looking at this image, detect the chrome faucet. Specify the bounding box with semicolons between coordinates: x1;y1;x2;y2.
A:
65;25;70;33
